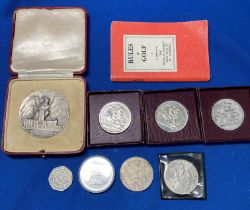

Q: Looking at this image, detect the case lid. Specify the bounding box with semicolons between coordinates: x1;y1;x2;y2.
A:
10;8;87;77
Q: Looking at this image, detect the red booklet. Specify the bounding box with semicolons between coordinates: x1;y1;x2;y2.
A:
111;20;210;82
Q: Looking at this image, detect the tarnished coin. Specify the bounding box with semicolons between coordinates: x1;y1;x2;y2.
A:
211;99;244;131
99;102;132;134
79;156;115;193
120;157;154;192
164;159;198;195
48;166;73;192
19;89;70;138
155;101;189;132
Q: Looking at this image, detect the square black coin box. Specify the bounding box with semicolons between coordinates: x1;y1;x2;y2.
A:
159;152;206;199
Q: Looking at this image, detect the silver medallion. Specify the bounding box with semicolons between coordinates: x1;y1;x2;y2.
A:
19;89;70;138
164;159;198;195
120;157;154;192
99;102;132;134
211;99;244;131
78;156;115;193
48;166;73;192
155;101;189;132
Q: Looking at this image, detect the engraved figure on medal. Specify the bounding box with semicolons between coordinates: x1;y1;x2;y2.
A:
155;101;189;132
164;159;198;195
89;170;105;187
19;89;70;138
99;102;132;134
78;156;115;193
211;99;244;131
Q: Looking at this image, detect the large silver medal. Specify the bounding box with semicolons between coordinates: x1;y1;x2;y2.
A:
19;89;70;138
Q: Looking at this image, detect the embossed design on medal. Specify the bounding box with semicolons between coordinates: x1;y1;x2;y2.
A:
211;99;244;131
164;159;198;195
79;156;115;193
19;89;70;138
99;101;132;134
120;157;154;192
155;101;189;132
48;166;73;192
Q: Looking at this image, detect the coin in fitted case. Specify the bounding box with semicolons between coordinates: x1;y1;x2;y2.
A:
87;91;144;147
159;152;206;199
2;7;87;155
144;89;203;144
199;87;250;143
2;79;86;154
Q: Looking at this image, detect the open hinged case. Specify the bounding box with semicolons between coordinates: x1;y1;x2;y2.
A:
2;7;87;155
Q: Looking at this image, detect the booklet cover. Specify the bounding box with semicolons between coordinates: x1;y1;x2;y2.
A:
111;20;210;82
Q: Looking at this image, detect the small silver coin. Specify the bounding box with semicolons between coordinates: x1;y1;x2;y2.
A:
99;101;132;134
155;101;189;132
48;166;73;192
164;159;198;195
211;99;244;131
19;89;70;138
120;157;154;192
79;156;115;193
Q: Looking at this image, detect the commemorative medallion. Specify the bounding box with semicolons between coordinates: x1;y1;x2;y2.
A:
79;156;115;193
19;89;70;138
48;166;73;192
164;159;198;195
99;102;132;134
120;157;154;192
155;101;189;132
211;99;244;131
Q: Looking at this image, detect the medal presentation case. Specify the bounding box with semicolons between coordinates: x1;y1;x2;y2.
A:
199;87;250;143
144;89;203;145
2;7;87;155
143;87;250;145
87;87;250;147
87;91;144;147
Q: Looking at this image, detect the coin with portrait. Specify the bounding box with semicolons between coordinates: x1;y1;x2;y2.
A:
155;101;189;132
211;98;244;131
99;102;132;134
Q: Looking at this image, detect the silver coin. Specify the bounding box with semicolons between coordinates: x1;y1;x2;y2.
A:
120;157;154;192
99;101;132;134
79;156;115;193
155;101;189;132
164;159;198;195
48;166;73;192
19;89;70;138
211;99;244;131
